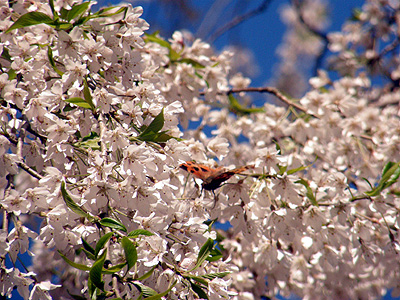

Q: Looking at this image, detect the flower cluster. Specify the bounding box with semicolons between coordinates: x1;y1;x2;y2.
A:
0;0;400;299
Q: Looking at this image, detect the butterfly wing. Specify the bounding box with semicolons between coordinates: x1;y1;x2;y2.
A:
202;165;254;191
180;161;254;191
179;161;223;181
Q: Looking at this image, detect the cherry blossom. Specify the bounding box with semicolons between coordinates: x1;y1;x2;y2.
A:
1;0;400;299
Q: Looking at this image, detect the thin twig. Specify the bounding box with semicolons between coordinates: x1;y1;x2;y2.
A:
292;0;329;75
228;86;318;118
17;161;43;180
1;132;18;145
291;0;328;42
208;0;273;43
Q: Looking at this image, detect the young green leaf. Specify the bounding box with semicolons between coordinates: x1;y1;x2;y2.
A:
67;290;87;300
58;251;91;271
61;181;92;219
177;58;205;69
47;46;64;76
190;281;208;300
94;232;113;258
134;281;177;300
133;282;158;298
144;33;171;49
365;162;400;196
64;2;90;21
127;229;154;238
102;262;127;274
139;109;165;138
287;158;317;175
89;250;107;291
99;218;127;232
190;238;214;272
92;6;127;19
6;12;54;33
136;266;157;281
228;93;265;115
81;237;95;255
64;97;93;109
206;248;223;262
296;178;318;206
81;249;96;261
201;271;231;280
121;237;138;272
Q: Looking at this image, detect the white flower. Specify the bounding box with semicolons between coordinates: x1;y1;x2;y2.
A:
207;137;229;160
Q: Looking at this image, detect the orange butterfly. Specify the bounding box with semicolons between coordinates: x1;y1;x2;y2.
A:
180;161;254;191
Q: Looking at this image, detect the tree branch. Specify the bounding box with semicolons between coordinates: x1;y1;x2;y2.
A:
228;86;318;118
208;0;273;43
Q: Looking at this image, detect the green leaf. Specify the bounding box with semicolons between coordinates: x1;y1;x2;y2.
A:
134;281;177;300
295;178;318;206
81;237;95;255
201;271;230;280
89;249;107;291
74;132;100;150
58;251;91;271
50;20;72;30
190;282;208;300
102;262;126;274
65;1;90;21
153;132;176;143
61;181;92;219
137;132;157;142
365;162;400;196
47;46;64;76
380;162;400;189
186;275;208;286
287;165;308;175
136;266;156;281
91;6;128;19
177;58;205;69
190;238;214;272
361;177;373;190
133;283;158;298
87;276;95;300
49;0;56;16
67;290;87;300
228;93;265;115
64;97;93;109
127;229;154;238
144;33;171;49
206;248;223;262
139;109;164;137
81;248;96;261
168;48;180;62
83;78;95;110
99;217;127;232
287;158;316;175
121;237;137;272
277;164;287;175
95;232;113;258
6;12;53;33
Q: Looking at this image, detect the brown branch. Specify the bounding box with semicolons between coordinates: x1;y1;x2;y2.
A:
291;0;328;42
1;132;17;145
17;161;43;180
228;86;318;118
208;0;273;43
291;0;329;75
